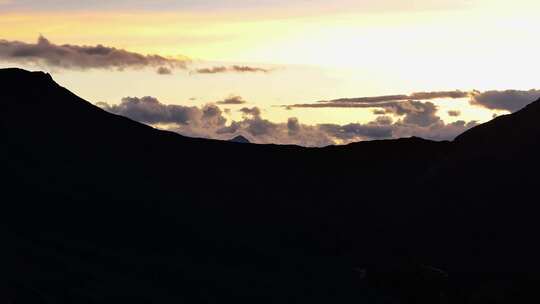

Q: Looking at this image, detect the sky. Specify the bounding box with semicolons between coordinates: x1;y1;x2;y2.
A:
1;0;540;146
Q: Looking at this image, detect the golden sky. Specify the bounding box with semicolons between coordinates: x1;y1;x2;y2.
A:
1;0;539;145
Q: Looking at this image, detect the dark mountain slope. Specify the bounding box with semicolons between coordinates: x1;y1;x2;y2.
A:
418;99;540;273
0;68;452;303
2;68;540;303
455;100;540;149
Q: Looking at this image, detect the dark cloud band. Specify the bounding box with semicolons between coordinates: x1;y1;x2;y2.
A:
314;90;469;104
0;36;189;74
193;65;270;74
287;89;540;113
216;96;247;105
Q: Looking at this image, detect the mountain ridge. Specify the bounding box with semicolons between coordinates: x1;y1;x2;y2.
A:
2;68;540;303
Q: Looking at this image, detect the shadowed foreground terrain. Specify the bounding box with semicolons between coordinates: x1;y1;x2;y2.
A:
2;68;540;303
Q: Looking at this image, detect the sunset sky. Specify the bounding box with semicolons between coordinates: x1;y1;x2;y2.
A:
1;0;540;145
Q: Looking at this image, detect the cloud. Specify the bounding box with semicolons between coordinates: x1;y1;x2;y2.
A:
288;99;442;127
156;66;173;75
193;65;270;74
469;89;540;112
232;66;270;73
195;66;227;74
384;100;440;127
216;95;247;105
245;117;278;136
97;97;201;125
0;36;189;73
448;110;461;117
312;90;468;105
318;123;393;141
373;116;394;125
215;112;336;146
239;107;261;117
286;102;399;109
287;117;300;136
285;91;471;116
287;88;540;115
97;97;225;131
389;120;480;141
319;95;408;104
98;96;479;146
409;91;469;100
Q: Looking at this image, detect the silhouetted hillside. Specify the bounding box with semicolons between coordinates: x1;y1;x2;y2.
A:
2;68;540;303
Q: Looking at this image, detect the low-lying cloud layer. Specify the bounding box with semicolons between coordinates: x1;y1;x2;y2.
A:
0;36;189;74
98;96;478;146
193;65;270;74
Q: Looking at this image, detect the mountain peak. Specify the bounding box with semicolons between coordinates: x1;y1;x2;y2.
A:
229;135;251;144
0;68;57;103
0;68;54;83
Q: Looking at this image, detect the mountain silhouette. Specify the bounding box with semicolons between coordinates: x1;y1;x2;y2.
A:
2;68;540;303
229;135;251;143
